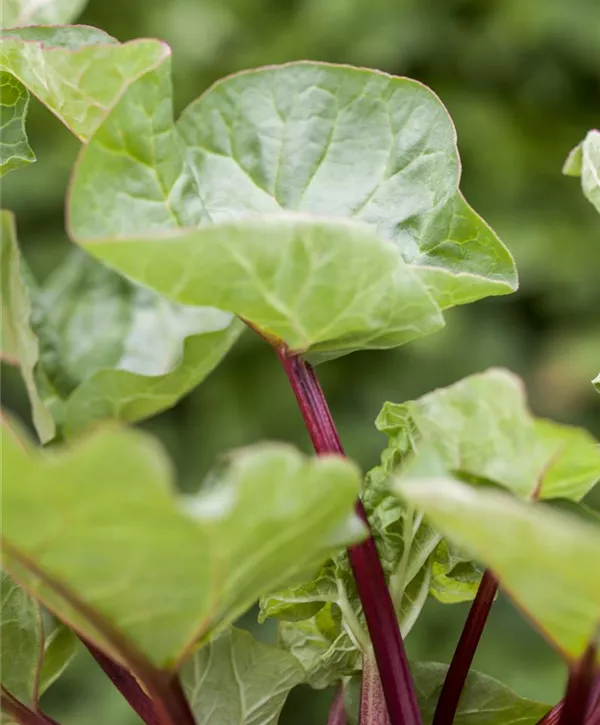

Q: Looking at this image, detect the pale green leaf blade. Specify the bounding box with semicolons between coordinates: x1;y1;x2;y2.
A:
394;476;600;660
32;249;243;437
429;540;482;605
181;628;303;725
67;60;516;358
2;420;364;670
0;27;169;142
1;0;89;27
376;368;600;500
0;572;76;714
78;216;444;357
563;129;600;214
0;210;55;442
0;71;34;176
412;662;550;725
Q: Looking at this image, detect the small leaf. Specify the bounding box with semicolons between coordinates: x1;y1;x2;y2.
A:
563;129;600;214
181;627;303;725
0;71;34;176
67;60;517;359
0;210;55;442
429;540;482;605
394;475;600;661
412;662;550;725
1;0;90;28
2;419;365;670
0;572;77;711
594;373;599;393
376;368;600;500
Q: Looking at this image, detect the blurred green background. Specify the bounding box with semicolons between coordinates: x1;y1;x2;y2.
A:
2;0;600;722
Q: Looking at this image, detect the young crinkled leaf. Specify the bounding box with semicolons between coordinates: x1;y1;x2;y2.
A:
345;662;550;725
563;129;600;214
394;475;600;662
181;627;304;725
1;0;89;28
0;211;242;442
2;417;365;671
0;571;77;721
376;367;600;501
67;57;517;359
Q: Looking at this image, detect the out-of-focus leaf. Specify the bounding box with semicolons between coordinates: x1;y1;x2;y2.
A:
68;60;516;359
0;70;34;176
394;475;600;661
594;373;599;393
0;210;55;441
33;249;243;437
376;368;600;500
2;419;365;670
181;627;303;725
1;0;89;28
563;129;600;214
413;662;550;725
2;216;242;441
0;571;77;715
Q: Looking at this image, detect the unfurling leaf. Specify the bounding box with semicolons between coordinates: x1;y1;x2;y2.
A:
376;367;600;501
2;418;365;671
0;571;77;714
0;213;242;441
181;628;303;725
563;129;600;214
65;59;516;359
394;475;600;662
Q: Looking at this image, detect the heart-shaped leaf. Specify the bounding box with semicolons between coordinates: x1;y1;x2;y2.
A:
2;418;365;672
394;475;600;661
65;56;516;358
181;627;303;725
376;368;600;500
0;571;77;715
1;0;89;28
1;211;243;442
563;129;600;214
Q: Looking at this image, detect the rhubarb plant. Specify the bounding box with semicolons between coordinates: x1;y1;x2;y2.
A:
1;2;599;725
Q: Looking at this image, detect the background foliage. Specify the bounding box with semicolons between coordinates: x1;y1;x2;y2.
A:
2;0;599;723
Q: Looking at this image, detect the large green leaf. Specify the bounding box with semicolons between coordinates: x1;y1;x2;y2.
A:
563;129;600;214
0;571;77;716
1;213;242;441
181;627;303;725
1;0;89;28
67;58;516;358
2;419;365;671
394;475;600;661
0;210;55;441
0;70;34;175
376;368;600;500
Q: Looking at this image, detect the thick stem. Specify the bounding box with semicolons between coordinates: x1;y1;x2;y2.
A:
432;570;498;725
558;641;598;725
586;675;600;724
0;688;61;725
83;638;160;725
276;348;421;725
535;701;563;725
360;652;392;725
